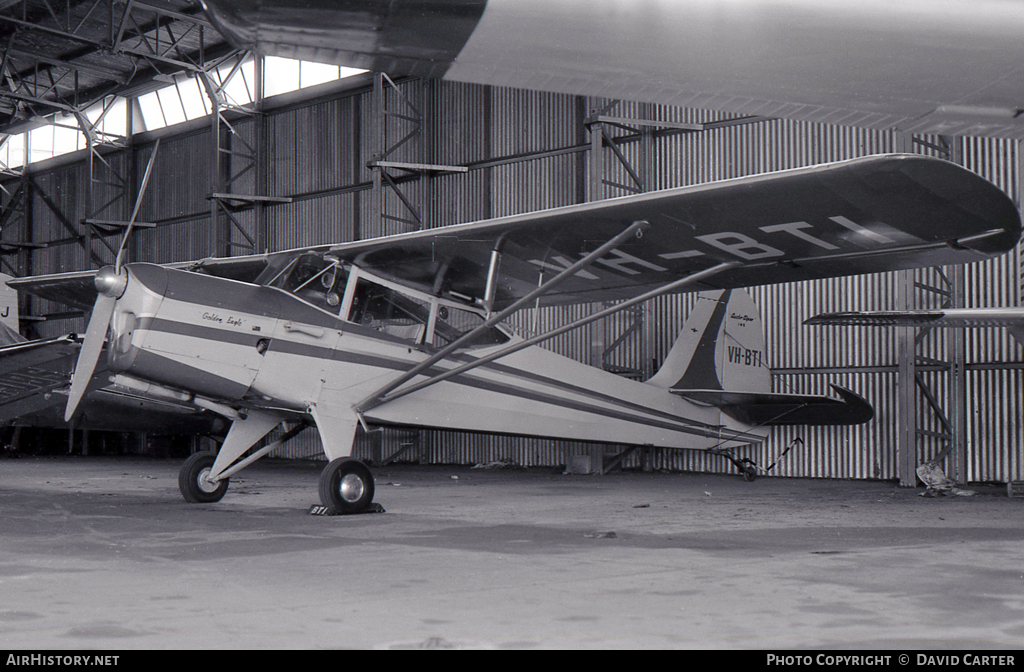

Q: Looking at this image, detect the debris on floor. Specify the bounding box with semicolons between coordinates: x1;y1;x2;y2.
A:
916;462;975;497
584;531;617;539
471;459;516;470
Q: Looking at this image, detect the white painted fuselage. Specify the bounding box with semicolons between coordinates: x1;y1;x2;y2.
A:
108;264;765;454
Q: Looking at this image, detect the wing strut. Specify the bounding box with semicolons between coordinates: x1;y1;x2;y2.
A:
353;220;650;414
356;260;741;414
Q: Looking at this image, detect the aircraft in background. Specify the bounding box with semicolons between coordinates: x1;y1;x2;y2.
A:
0;274;225;442
805;308;1024;347
4;153;1020;512
201;0;1024;139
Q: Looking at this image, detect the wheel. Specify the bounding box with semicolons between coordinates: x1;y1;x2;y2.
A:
179;452;229;503
319;458;375;514
742;466;757;482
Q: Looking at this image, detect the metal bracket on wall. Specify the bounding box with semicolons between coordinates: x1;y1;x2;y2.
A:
367;73;468;234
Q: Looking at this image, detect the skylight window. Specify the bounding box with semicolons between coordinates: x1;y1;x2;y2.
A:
215;57;256;108
83;97;129;141
6;56;366;164
0;134;25;171
27;115;85;164
264;56;366;99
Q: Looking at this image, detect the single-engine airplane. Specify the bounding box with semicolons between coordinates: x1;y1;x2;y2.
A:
5;153;1021;512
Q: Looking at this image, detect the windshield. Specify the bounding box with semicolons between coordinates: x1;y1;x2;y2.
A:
265;253;346;312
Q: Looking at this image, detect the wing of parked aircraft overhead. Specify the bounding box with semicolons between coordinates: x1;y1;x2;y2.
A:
7;154;1021;311
201;0;1024;139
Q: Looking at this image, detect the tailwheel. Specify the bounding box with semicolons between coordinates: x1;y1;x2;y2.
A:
179;452;229;503
319;458;375;514
711;449;759;482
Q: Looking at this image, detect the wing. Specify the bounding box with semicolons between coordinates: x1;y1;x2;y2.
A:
806;307;1024;347
7;154;1021;312
325;154;1020;309
203;0;1024;138
806;307;1024;329
0;335;82;422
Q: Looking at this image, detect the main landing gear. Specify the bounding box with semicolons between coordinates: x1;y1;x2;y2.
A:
177;452;377;514
179;452;229;503
318;458;376;514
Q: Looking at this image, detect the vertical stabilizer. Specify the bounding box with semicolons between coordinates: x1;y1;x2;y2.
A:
0;273;22;345
647;289;770;394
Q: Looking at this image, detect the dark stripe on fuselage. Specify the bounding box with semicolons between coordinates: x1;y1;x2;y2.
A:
134;314;729;440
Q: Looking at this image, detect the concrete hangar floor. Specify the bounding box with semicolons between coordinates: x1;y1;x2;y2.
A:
0;455;1022;650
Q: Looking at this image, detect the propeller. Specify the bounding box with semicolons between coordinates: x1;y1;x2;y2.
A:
65;140;160;422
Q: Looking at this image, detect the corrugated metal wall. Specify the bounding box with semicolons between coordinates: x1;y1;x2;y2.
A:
4;77;1022;482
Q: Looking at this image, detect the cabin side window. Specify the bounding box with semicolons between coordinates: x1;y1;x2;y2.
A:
348;278;431;343
431;304;509;348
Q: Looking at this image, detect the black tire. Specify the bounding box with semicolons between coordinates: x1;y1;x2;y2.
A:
179;452;229;503
318;458;375;514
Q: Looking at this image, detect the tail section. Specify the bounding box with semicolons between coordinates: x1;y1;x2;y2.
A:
651;289;873;427
647;289;770;394
0;273;23;345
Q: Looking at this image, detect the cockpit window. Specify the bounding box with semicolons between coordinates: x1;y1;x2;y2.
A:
349;278;430;343
266;253;346;312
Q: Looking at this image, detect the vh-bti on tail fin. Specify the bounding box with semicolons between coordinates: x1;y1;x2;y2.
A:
650;290;873;427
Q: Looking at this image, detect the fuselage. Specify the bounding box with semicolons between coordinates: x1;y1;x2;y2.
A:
106;263;767;450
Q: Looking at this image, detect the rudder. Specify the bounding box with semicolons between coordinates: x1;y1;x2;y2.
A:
647;289;770;394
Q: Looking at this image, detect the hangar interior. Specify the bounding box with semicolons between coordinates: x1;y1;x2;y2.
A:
0;1;1021;487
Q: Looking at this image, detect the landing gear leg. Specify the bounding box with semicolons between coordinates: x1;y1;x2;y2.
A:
318;458;375;514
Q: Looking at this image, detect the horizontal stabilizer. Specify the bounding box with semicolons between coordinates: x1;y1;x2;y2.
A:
673;384;873;426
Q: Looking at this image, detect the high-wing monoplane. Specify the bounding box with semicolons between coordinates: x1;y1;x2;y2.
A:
200;0;1024;139
6;154;1020;512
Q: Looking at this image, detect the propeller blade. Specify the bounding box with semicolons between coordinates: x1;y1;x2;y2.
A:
65;293;116;422
114;138;160;272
